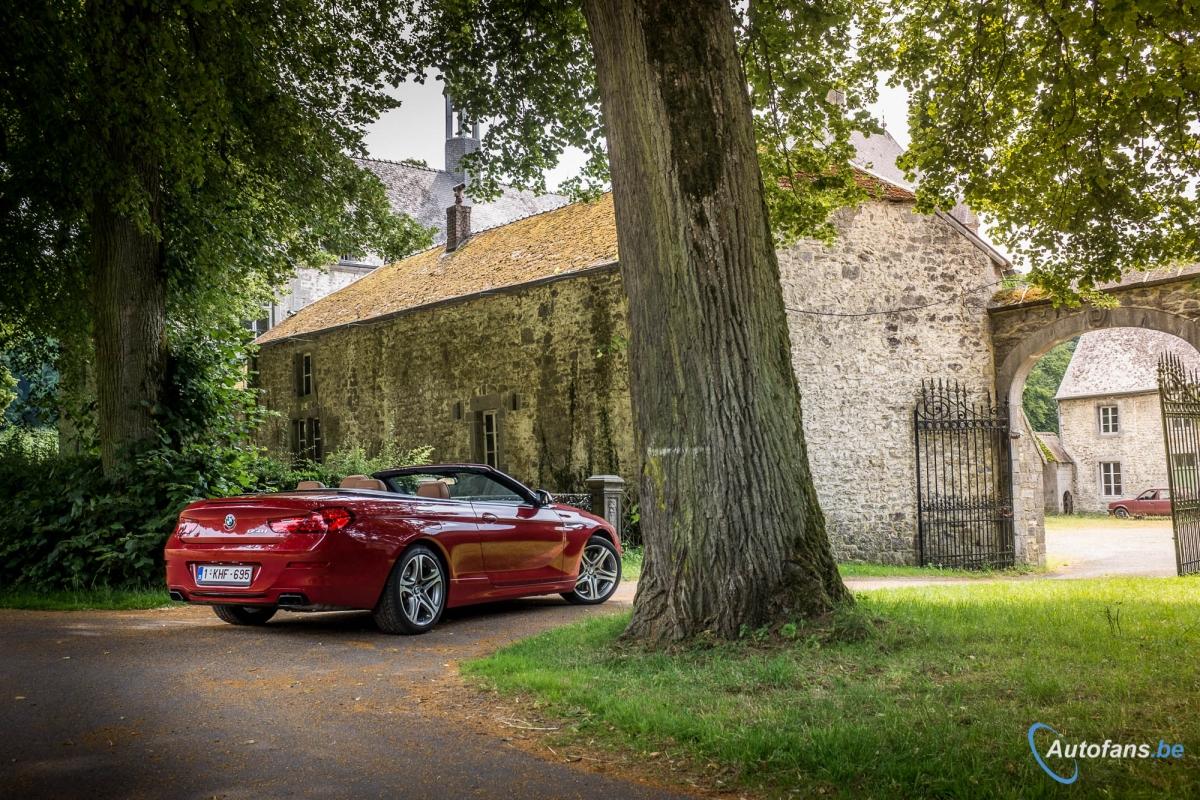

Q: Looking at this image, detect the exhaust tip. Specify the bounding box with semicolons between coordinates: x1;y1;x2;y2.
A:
277;593;308;607
168;590;186;602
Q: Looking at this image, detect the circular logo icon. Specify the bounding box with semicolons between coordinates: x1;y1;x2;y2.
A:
223;513;236;531
1028;723;1079;785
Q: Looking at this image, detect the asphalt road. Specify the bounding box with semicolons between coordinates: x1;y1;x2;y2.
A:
0;583;692;800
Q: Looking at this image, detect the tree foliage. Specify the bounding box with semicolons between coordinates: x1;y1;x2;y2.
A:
0;0;434;465
892;0;1200;298
395;0;889;241
1023;338;1078;432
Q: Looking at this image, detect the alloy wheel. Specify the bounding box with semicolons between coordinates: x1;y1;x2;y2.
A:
574;542;619;601
398;552;444;626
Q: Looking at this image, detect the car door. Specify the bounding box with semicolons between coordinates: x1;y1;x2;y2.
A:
1133;490;1156;516
1153;489;1172;516
474;501;569;586
454;472;567;586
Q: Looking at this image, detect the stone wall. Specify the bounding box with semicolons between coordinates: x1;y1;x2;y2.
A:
778;201;1005;563
1059;391;1167;512
257;199;1010;565
1011;414;1046;564
256;268;635;494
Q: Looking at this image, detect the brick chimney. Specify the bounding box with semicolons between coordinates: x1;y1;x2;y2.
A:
445;183;471;252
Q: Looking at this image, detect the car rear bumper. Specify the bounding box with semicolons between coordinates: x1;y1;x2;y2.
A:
165;541;383;609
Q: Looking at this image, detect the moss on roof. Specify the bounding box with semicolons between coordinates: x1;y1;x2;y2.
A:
257;172;919;346
257;194;619;345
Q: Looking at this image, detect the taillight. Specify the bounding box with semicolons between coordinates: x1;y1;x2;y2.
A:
269;507;353;535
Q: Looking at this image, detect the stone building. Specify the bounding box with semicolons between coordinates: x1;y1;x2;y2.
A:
254;134;1018;565
1033;430;1076;514
249;96;565;336
1055;329;1200;512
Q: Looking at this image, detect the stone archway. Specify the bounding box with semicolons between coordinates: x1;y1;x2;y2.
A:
994;305;1200;410
986;266;1200;566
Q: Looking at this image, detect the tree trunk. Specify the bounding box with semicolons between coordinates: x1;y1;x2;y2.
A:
583;0;850;642
88;154;167;473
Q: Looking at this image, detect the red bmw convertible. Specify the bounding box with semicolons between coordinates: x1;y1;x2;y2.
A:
164;464;622;634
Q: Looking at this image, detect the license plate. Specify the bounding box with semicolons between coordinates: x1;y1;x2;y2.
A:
195;564;254;586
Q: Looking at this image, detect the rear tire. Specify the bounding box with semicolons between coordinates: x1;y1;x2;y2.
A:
212;604;277;626
561;535;621;605
373;544;447;635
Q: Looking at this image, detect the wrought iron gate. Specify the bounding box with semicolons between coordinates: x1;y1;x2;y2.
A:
914;380;1015;569
1158;353;1200;576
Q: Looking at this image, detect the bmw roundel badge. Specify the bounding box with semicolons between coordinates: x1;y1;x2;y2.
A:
223;513;236;531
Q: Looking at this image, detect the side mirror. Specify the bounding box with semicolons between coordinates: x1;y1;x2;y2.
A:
533;489;554;507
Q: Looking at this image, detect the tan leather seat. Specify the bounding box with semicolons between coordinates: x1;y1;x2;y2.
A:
296;480;326;490
340;474;388;491
416;480;450;500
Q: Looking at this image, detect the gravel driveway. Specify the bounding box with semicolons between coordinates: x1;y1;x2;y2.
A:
0;582;692;800
1044;516;1177;578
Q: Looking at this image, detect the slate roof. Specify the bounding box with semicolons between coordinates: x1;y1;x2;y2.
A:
1056;329;1200;400
1033;431;1073;464
849;130;913;190
257;194;619;345
356;157;567;244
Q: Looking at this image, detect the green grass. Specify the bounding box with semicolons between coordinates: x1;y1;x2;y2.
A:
621;546;643;581
0;585;172;610
466;578;1200;798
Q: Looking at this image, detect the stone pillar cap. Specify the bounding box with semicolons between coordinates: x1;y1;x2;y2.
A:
585;474;625;485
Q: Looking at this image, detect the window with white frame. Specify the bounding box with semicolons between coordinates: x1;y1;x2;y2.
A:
1098;404;1120;434
1099;461;1123;497
1173;453;1197;495
482;410;498;468
302;353;313;397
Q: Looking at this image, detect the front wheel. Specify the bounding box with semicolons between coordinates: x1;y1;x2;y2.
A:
1113;507;1130;519
561;535;621;605
212;604;277;626
373;544;447;634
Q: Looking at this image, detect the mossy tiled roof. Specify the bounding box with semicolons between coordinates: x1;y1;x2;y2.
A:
257;193;619;344
256;172;918;346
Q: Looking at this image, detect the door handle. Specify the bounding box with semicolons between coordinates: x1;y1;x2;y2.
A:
481;512;499;523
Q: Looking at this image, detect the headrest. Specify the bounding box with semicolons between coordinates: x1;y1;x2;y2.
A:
296;480;326;490
340;474;387;491
416;480;450;500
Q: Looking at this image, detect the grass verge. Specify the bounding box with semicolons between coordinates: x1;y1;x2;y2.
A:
465;577;1200;798
621;546;643;582
0;585;172;610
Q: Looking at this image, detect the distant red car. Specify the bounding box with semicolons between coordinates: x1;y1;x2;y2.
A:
164;464;621;634
1108;488;1172;519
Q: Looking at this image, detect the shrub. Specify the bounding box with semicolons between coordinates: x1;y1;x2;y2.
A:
0;440;431;591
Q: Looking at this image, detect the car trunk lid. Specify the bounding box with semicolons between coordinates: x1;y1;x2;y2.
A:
178;497;322;544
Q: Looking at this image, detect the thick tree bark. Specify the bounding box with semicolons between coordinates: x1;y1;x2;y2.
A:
88;154;167;473
583;0;850;642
